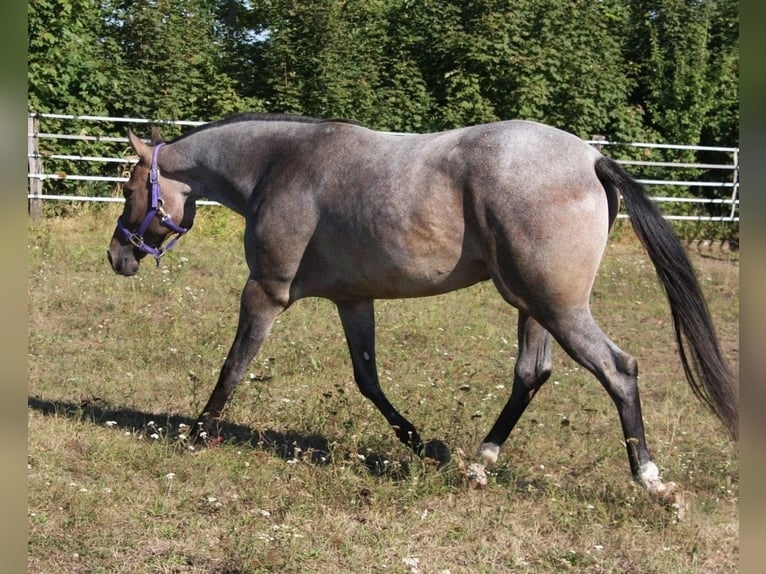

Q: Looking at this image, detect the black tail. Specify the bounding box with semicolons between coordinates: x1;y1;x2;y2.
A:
595;156;738;440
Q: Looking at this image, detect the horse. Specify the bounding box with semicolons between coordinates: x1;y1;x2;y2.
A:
107;113;737;502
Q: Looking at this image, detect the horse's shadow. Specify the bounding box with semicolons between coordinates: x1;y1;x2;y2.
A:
27;397;669;512
26;395;412;478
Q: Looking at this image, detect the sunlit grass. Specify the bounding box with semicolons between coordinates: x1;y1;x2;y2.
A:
28;208;738;573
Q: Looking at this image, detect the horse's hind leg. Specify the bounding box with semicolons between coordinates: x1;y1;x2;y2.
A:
479;312;553;464
548;308;680;502
194;277;285;439
337;300;446;461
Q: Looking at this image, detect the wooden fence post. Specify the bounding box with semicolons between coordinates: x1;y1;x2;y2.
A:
28;113;42;221
590;134;606;152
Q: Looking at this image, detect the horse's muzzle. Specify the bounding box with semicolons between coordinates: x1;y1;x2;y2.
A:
107;241;141;276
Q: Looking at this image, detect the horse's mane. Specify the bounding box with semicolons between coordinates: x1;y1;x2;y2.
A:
168;112;360;144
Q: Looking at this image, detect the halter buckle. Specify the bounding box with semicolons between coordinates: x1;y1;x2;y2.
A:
128;233;145;249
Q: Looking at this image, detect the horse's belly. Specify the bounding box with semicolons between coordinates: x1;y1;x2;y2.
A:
368;258;489;299
294;246;489;301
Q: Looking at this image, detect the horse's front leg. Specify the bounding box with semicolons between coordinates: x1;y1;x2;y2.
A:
193;277;285;441
337;299;449;463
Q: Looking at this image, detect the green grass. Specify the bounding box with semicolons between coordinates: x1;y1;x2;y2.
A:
28;207;738;573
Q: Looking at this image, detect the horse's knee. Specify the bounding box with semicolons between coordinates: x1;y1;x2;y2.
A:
616;351;638;378
536;361;553;385
515;355;552;389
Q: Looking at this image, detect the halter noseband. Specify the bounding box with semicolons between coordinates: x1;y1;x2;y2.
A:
116;143;189;265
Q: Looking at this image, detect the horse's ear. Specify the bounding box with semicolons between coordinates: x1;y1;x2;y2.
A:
127;129;152;161
150;126;165;145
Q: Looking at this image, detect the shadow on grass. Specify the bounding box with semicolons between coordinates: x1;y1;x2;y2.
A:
27;395;418;479
27;396;663;507
28;394;329;458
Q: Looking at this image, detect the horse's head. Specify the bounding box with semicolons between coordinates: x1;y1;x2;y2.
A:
107;129;196;276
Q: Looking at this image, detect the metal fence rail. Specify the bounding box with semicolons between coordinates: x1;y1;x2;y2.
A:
28;112;739;223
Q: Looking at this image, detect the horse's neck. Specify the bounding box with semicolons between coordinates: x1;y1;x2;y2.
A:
174;130;269;215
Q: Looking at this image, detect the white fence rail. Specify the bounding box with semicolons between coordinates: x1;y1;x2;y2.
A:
28;112;739;223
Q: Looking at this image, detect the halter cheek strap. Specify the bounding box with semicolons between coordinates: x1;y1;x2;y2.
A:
116;143;189;265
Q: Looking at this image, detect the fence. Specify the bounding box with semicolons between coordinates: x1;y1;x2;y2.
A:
28;112;739;224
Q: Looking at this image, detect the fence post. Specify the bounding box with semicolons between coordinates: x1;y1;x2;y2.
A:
729;148;739;222
590;134;606;152
28;113;42;221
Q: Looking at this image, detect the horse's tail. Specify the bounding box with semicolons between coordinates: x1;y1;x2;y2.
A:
594;156;739;440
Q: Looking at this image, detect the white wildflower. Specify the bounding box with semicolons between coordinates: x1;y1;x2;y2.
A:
403;557;420;574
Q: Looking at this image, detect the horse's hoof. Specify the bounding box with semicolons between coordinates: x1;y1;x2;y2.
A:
188;423;224;449
421;439;451;466
648;480;687;519
465;462;488;489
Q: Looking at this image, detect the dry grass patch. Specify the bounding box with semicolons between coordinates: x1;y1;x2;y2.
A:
29;209;738;572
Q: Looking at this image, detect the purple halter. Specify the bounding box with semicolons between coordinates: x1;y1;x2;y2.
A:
116;143;189;264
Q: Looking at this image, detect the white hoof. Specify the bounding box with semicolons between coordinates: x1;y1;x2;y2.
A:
478;442;500;465
465;462;488;489
638;461;661;486
638;462;686;518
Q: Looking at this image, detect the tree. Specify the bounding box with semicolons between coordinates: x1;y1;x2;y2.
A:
28;0;119;114
504;0;645;140
28;0;739;143
28;0;126;202
214;0;272;106
389;0;498;129
620;0;738;235
106;0;256;125
700;0;738;147
383;0;643;138
621;0;738;146
250;0;393;125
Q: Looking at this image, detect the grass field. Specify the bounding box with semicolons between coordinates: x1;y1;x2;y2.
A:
28;207;739;573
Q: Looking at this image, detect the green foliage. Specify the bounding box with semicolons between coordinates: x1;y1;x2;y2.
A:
28;0;738;142
104;0;257;122
28;0;125;198
622;0;739;147
28;0;119;114
255;0;390;122
27;0;739;239
700;0;739;147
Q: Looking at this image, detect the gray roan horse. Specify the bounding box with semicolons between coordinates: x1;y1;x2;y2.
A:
107;113;738;502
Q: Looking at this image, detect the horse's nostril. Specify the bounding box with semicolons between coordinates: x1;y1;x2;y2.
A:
106;249;113;266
